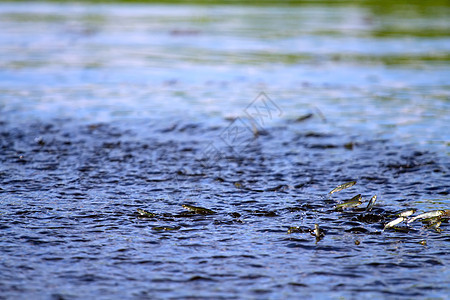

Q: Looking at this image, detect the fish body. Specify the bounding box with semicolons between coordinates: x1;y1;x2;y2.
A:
397;209;416;218
335;200;362;210
137;208;156;217
335;194;362;210
407;210;445;224
426;219;442;228
329;181;357;194
310;224;325;238
365;195;377;212
384;217;406;230
182;204;216;215
349;194;362;202
152;226;180;231
287;226;305;234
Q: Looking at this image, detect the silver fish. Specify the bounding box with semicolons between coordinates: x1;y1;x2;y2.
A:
426;219;442;228
311;224;325;243
182;204;216;215
137;208;156;217
384;217;406;230
329;181;357;195
365;195;377;212
310;223;325;238
335;200;362;210
407;210;445;224
335;194;362;210
397;209;416;218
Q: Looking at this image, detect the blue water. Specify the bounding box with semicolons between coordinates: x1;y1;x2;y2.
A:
0;2;449;299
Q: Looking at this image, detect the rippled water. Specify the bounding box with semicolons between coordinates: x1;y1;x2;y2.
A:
1;2;449;299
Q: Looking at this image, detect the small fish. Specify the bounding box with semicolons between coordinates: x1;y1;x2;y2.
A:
310;224;325;238
384;217;406;230
422;217;443;232
365;195;377;212
335;194;362;210
426;219;442;229
433;221;442;232
287;226;303;234
137;208;156;217
349;194;362;201
407;210;445;224
397;209;416;218
182;204;216;215
442;210;450;219
295;113;313;123
329;181;356;194
335;200;362;210
152;226;180;231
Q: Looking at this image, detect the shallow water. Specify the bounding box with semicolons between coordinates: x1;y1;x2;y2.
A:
0;2;449;299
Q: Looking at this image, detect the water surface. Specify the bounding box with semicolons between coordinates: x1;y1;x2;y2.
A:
0;2;449;299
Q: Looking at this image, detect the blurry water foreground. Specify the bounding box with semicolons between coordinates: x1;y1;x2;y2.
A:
0;1;449;299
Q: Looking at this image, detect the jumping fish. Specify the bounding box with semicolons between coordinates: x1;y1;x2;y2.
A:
312;224;320;237
310;224;325;238
310;224;325;243
182;204;216;215
397;209;416;218
329;181;356;195
365;195;377;212
426;219;442;228
137;208;156;217
384;217;406;230
407;210;445;224
335;194;362;210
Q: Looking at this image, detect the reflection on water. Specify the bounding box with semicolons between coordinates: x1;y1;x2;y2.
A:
0;1;449;299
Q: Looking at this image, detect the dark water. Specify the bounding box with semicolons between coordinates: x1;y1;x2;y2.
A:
1;2;449;299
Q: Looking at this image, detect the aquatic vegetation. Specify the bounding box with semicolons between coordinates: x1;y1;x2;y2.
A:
329;181;357;195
